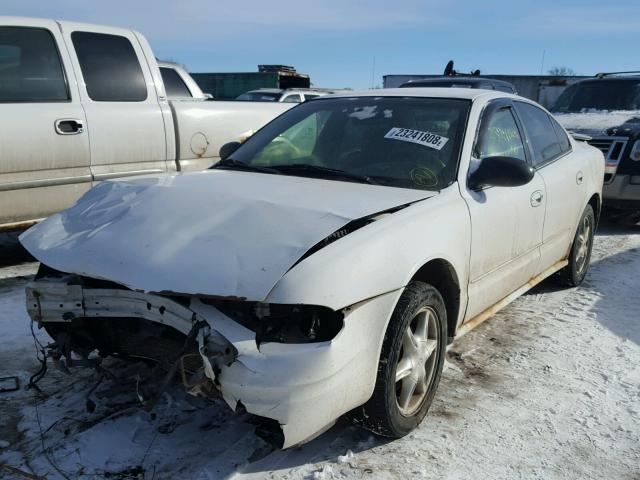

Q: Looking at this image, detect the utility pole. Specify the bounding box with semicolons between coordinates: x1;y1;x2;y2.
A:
540;49;546;75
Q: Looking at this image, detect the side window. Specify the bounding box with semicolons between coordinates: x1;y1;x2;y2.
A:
548;114;572;155
304;94;320;101
476;107;526;162
514;102;562;166
282;94;302;103
0;26;68;102
160;67;192;98
71;31;147;102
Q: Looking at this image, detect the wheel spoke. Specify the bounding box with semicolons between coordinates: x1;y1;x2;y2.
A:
398;375;418;410
424;339;438;358
402;326;419;355
395;357;413;382
413;310;429;340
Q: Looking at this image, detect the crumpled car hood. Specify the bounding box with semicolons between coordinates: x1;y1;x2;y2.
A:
20;170;434;300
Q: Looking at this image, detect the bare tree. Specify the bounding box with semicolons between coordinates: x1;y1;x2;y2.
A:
548;66;576;76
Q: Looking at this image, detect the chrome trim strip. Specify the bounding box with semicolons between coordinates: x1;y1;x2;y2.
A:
0;175;92;192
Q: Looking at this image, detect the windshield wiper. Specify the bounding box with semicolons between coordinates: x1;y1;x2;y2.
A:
212;159;280;174
269;164;380;185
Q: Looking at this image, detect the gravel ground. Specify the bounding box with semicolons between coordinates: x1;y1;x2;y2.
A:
0;224;638;480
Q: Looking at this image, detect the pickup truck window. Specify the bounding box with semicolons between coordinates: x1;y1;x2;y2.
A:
0;27;68;102
160;67;192;98
282;94;302;103
514;101;562;167
71;31;147;102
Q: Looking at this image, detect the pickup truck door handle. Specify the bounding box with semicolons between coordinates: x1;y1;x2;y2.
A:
530;190;544;207
55;118;84;135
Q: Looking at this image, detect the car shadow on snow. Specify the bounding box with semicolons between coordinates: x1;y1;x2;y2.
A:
583;244;640;346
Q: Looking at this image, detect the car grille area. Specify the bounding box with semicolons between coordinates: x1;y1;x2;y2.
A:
588;137;628;182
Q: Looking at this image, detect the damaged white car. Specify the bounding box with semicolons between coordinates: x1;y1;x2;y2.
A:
21;89;604;448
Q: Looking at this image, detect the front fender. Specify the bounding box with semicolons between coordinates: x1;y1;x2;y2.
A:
265;186;471;311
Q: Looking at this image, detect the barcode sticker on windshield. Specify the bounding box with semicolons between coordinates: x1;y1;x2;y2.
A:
384;127;449;150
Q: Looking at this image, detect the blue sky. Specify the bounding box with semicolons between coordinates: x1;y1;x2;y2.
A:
2;0;638;89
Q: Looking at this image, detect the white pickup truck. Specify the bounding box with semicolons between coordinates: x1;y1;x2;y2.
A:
0;17;293;231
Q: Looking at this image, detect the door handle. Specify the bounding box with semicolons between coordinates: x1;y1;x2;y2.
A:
530;190;544;207
55;118;84;135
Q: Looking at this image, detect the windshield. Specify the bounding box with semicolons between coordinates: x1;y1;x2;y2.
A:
552;80;640;113
222;96;470;191
236;91;281;101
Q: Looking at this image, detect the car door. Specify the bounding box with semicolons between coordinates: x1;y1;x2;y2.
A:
462;99;546;320
513;101;586;271
60;23;168;182
0;18;91;227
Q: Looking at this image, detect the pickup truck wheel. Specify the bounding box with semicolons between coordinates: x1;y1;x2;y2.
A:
349;282;447;438
557;204;595;287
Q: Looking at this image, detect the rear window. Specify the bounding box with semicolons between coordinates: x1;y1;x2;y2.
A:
0;26;68;102
160;67;192;98
71;31;147;102
236;91;280;101
514;101;562;166
552;80;640;112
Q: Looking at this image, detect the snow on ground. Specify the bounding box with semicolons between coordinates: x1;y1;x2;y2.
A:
0;225;639;480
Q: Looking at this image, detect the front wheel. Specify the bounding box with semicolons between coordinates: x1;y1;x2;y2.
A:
350;282;447;438
557;204;595;287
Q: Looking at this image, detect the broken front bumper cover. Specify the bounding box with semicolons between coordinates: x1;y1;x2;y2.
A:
26;277;400;448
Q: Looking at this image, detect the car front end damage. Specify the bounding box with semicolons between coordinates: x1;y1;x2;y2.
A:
25;270;401;448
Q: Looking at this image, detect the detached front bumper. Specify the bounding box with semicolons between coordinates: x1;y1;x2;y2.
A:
26;278;400;447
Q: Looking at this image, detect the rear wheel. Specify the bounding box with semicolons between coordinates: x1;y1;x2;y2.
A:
350;282;447;437
557;204;595;287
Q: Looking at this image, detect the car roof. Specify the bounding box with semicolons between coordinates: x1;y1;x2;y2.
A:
322;87;511;102
574;76;640;84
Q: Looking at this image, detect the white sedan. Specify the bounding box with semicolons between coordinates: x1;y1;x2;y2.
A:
21;88;604;448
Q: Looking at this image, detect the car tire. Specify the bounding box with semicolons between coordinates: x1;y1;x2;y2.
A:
557;204;595;287
349;281;447;438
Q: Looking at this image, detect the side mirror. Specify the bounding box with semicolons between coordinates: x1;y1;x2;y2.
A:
468;156;534;190
219;141;241;161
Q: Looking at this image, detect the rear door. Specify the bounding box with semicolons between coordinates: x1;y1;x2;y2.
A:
0;18;91;227
513;101;586;271
462;99;546;319
60;23;168;181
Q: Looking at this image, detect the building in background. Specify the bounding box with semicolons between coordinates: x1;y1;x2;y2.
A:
192;65;310;100
383;74;589;109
